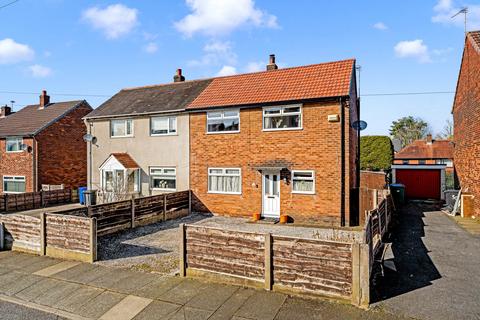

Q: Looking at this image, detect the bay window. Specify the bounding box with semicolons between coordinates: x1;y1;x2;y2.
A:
208;168;241;194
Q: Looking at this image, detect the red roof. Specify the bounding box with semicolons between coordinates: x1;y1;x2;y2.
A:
188;59;355;109
395;139;454;160
111;153;140;169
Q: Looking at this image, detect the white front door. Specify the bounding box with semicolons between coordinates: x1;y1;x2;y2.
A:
262;171;280;218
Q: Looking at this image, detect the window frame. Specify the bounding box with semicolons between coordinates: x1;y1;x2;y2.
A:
207;167;242;195
110;119;134;138
150;167;177;192
3;175;26;194
263;104;303;132
5;137;23;153
150;116;178;136
291;170;315;194
206;109;240;134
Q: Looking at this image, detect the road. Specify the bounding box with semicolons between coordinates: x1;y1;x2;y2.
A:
0;300;65;320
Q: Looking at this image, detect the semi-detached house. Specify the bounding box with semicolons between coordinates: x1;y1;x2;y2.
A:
86;56;360;226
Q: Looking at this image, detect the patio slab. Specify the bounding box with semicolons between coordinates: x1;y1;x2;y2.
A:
234;290;287;320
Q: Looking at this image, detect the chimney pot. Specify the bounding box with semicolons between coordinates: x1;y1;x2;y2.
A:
426;134;433;144
0;105;11;118
174;68;185;82
266;54;278;71
39;90;50;109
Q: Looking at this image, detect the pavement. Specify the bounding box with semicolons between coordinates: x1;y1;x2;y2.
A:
0;251;410;320
373;203;480;320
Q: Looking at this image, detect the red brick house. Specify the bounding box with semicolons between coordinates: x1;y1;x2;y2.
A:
0;91;92;193
453;31;480;216
189;57;360;226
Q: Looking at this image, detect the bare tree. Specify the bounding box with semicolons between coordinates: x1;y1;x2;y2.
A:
435;119;453;140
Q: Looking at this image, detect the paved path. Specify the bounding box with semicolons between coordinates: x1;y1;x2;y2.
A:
374;203;480;320
0;251;410;320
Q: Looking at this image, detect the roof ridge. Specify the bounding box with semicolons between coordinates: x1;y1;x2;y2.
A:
22;100;84;109
121;58;356;92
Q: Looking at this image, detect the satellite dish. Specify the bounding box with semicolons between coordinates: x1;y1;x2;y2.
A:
352;120;367;131
83;133;97;144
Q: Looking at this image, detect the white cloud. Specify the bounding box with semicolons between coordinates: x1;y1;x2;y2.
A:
432;0;480;30
373;22;388;30
143;42;158;53
0;38;35;64
175;0;278;37
245;61;264;72
82;4;138;39
216;65;237;76
394;39;432;63
28;64;52;78
188;40;237;66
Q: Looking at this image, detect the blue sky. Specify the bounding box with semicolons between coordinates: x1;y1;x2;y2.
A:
0;0;478;135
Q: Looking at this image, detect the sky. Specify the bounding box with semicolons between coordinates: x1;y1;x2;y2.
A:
0;0;477;136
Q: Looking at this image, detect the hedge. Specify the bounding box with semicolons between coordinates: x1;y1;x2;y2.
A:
360;136;394;171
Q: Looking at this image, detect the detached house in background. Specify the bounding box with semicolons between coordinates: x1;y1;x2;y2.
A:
0;91;92;193
453;31;480;217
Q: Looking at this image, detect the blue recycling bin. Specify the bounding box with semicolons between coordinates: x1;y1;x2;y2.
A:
78;187;87;205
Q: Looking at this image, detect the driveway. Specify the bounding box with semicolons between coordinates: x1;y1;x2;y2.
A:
373;202;480;320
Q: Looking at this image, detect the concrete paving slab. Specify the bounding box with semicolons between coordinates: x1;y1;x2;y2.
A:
208;288;256;320
3;254;45;270
65;264;112;284
234;290;286;320
55;286;104;314
0;251;15;260
88;268;139;289
19;257;60;274
51;262;98;281
75;290;126;319
0;271;26;292
33;261;80;277
2;274;43;296
186;283;238;311
0;253;34;269
15;278;60;302
168;306;214;320
99;295;152;320
107;271;161;295
132;300;181;320
0;266;12;276
132;276;183;300
157;279;208;305
34;281;82;307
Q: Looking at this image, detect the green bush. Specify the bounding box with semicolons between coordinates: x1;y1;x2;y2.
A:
360;136;393;171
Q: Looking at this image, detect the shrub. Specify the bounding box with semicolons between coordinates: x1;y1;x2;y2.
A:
360;136;394;171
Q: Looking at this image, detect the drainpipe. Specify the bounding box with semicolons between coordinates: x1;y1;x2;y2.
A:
33;136;38;191
339;98;346;227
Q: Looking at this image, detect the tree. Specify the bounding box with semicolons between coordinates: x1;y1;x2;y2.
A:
435;119;453;140
360;136;394;171
389;116;429;148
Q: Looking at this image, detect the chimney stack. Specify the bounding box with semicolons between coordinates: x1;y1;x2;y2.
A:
426;134;433;144
0;105;11;118
173;69;185;82
39;90;50;109
266;54;278;71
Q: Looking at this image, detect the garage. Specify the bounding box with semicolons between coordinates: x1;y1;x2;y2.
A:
392;165;446;200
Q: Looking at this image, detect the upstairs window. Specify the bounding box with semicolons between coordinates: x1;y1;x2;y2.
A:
151;116;177;136
111;119;133;137
263;105;302;130
6;137;23;153
207;110;240;133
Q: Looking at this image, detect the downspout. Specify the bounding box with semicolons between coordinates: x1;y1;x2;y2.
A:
33;136;38;191
339;98;346;227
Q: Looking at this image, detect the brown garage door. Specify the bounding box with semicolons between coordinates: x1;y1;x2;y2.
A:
396;169;441;199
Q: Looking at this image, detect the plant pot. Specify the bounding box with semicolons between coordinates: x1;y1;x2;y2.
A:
252;213;261;221
279;214;288;224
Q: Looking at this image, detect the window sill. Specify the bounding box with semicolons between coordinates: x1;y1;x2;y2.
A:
5;151;24;153
262;127;303;132
207;191;242;195
110;135;134;139
292;191;316;195
150;133;178;137
206;131;240;135
151;188;177;192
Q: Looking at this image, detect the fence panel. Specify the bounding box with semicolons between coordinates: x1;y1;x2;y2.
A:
89;200;132;236
0;214;42;254
1;189;73;213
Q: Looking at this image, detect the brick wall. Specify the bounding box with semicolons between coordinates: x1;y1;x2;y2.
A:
0;138;34;193
453;36;480;217
190;100;358;225
36;102;92;190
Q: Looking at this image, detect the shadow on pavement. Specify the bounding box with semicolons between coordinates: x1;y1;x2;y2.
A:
371;202;442;303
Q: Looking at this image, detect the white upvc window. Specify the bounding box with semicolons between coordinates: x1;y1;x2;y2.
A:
151;116;177;136
292;170;315;194
150;167;176;191
208;168;241;194
436;159;453;167
102;169;125;192
110;119;133;137
6;137;23;153
3;176;26;193
263;104;302;131
207;109;240;133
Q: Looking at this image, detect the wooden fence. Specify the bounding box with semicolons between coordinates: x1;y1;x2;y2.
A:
0;213;96;262
0;189;74;213
180;224;370;306
359;188;387;225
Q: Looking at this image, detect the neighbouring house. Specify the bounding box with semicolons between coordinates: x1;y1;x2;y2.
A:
0;90;92;194
189;56;360;226
84;70;210;201
453;31;480;217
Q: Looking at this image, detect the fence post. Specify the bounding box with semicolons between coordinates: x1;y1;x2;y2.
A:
3;194;7;212
264;233;272;290
0;222;4;250
40;212;46;256
40;191;44;208
179;224;186;277
188;190;192;215
131;198;135;229
163;194;167;221
90;217;97;263
351;243;360;306
373;189;378;209
359;243;370;308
